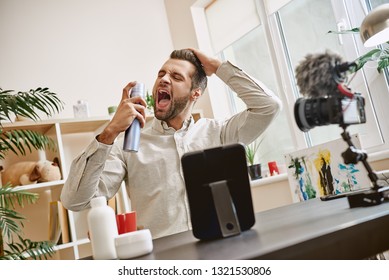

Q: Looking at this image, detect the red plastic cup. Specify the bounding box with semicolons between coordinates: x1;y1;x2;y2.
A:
116;211;137;234
123;212;137;233
116;214;126;234
268;161;279;176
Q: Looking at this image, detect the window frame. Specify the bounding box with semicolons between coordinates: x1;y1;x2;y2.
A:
191;0;389;160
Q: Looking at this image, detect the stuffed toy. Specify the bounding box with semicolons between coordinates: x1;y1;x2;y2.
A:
1;158;61;187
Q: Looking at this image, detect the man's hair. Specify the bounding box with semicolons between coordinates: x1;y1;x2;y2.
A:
170;49;207;92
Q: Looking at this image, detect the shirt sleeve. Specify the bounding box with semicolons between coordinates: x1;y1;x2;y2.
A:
60;138;126;211
216;61;282;145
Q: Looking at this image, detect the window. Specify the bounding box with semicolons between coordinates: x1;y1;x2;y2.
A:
192;0;389;173
221;25;295;167
371;0;389;8
276;0;389;153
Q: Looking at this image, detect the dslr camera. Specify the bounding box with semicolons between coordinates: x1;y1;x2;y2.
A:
294;51;367;132
294;93;366;132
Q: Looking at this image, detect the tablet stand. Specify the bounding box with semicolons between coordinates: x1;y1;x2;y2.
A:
209;180;241;237
340;125;389;207
181;143;255;240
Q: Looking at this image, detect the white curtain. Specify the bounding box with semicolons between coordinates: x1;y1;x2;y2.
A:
204;0;294;53
205;0;261;53
263;0;293;15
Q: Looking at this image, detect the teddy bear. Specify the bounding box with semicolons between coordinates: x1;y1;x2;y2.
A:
1;158;61;187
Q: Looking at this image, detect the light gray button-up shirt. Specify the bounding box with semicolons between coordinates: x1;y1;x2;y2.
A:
60;61;282;239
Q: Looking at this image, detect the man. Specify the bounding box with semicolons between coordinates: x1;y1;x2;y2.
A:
60;48;281;239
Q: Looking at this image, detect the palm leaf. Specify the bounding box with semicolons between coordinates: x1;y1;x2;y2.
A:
0;129;57;160
0;186;39;209
0;87;64;122
0;207;25;240
0;186;39;240
0;87;61;260
0;186;49;259
1;236;55;260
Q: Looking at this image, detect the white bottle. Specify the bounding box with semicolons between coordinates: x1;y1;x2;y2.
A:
87;196;118;259
73;100;90;118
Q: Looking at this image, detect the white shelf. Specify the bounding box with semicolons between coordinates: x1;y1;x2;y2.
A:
2;116;110;134
2;116;111;260
12;180;66;192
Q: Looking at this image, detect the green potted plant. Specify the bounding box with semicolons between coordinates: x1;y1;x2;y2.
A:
145;91;155;111
246;140;262;180
328;28;389;73
0;87;64;259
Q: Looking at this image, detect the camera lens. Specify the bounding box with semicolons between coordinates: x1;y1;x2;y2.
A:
294;97;333;132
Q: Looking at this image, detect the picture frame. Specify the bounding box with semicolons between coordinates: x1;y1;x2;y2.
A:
284;134;371;202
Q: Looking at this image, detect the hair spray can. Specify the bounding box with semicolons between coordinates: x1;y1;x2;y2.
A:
123;83;145;152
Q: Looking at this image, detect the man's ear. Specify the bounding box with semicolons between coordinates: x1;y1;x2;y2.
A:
191;88;202;101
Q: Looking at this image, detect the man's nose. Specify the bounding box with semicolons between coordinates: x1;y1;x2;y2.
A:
160;73;171;84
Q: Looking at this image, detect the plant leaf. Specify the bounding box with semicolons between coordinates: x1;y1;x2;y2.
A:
0;87;64;122
327;27;360;34
0;129;57;159
353;49;382;72
1;236;55;260
0;87;62;260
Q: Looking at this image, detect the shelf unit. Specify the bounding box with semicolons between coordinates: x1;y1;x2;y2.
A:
1;116;111;260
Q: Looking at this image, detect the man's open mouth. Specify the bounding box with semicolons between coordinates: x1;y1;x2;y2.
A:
157;89;171;108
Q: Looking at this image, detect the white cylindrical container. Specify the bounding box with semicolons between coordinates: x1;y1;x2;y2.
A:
115;229;153;259
87;196;118;260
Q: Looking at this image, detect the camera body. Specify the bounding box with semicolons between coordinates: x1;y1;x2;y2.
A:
294;93;366;132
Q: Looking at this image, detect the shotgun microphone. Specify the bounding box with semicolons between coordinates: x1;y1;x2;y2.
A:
295;50;347;98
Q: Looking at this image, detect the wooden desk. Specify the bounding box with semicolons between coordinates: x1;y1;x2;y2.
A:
136;198;389;260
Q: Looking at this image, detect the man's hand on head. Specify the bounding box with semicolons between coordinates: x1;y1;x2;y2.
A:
188;48;222;76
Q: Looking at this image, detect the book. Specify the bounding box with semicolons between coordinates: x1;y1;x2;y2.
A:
48;201;70;245
108;196;116;213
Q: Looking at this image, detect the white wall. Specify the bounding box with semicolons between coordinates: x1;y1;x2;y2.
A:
0;0;174;119
0;0;310;211
164;0;214;118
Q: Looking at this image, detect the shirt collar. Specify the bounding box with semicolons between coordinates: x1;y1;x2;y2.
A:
151;116;194;134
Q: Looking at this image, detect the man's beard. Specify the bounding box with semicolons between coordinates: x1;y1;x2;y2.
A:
154;94;190;122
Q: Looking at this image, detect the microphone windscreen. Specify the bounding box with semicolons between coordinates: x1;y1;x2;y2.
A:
295;50;344;98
